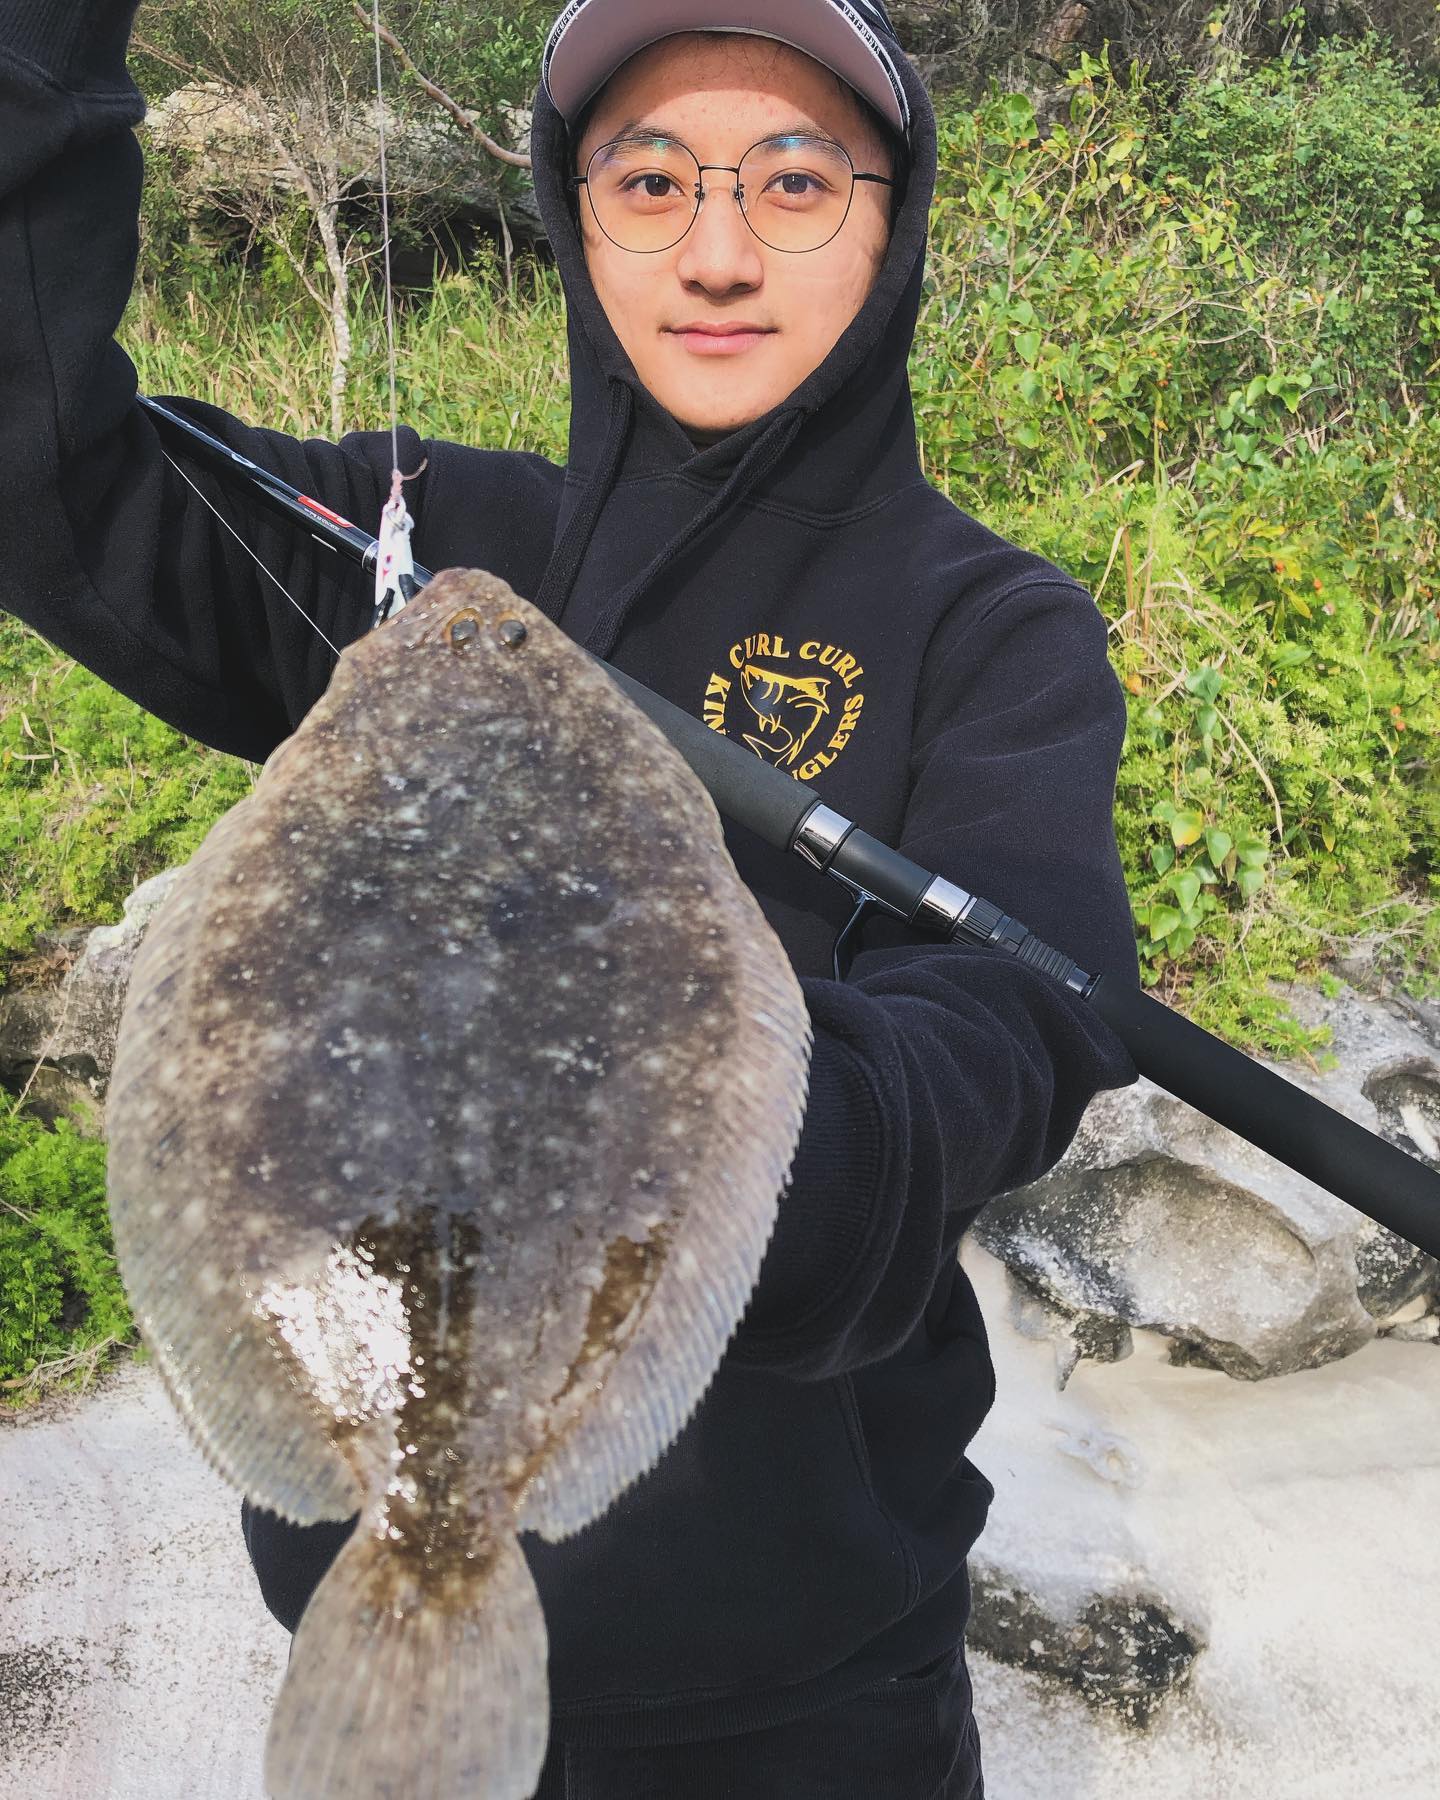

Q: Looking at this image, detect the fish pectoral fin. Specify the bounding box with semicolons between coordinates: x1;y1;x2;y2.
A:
265;1523;549;1800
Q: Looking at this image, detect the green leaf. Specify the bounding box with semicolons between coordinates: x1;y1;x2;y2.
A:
1204;828;1233;866
1171;869;1202;912
1147;904;1184;940
1002;93;1037;140
1149;843;1176;875
1234;833;1270;868
1235;865;1266;900
1015;330;1042;365
1170;809;1205;848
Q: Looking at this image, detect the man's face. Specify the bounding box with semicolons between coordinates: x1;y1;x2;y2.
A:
574;33;896;443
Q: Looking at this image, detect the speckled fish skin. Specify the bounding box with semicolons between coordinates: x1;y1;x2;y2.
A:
104;569;812;1800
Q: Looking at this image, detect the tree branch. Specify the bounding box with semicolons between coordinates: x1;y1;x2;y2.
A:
352;4;533;170
131;32;224;86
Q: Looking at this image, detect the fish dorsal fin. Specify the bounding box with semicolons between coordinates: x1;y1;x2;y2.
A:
107;796;363;1522
516;923;811;1541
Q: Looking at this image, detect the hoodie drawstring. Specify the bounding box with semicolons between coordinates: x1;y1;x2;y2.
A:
532;378;634;622
581;406;806;662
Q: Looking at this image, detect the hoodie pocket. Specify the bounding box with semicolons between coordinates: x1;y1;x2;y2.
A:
837;1369;921;1615
531;1359;917;1708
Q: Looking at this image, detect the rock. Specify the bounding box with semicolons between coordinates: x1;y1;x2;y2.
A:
968;1564;1202;1728
1006;1272;1133;1390
1382;991;1440;1054
1331;934;1386;990
144;83;545;249
0;871;182;1131
961;1240;1440;1796
974;982;1440;1381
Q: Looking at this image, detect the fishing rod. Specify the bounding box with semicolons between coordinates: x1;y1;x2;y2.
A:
138;393;1440;1262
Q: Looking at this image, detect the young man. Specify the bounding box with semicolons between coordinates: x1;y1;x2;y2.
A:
0;2;1140;1793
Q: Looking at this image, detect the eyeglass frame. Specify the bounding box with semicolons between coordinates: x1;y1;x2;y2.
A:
569;131;898;255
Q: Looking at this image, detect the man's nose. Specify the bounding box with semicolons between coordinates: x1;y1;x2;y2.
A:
674;181;765;289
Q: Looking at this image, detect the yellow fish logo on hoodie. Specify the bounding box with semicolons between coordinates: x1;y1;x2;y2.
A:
702;633;866;782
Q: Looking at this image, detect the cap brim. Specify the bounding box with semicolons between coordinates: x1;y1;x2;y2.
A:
543;0;910;138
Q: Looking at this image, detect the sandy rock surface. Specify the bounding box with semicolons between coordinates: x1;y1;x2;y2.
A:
963;1240;1440;1798
0;1357;283;1800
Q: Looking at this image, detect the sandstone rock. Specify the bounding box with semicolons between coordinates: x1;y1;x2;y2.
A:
144;83;544;247
974;983;1440;1381
968;1563;1202;1727
0;871;181;1130
961;1240;1440;1797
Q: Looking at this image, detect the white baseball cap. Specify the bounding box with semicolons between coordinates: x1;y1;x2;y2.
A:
541;0;912;140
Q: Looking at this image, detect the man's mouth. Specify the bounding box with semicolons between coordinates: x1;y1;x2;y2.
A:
667;323;775;356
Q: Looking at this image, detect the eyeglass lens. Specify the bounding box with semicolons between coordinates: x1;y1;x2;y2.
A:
584;135;858;254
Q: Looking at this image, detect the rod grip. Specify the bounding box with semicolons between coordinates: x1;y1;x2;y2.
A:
1087;973;1440;1259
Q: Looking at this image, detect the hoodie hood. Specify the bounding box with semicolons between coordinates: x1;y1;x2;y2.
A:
526;26;938;659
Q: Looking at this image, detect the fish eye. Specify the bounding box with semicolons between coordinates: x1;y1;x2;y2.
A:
446;611;483;649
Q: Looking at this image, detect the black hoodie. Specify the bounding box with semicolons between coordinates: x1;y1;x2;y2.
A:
0;0;1139;1749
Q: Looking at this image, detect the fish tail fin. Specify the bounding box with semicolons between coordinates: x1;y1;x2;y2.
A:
264;1519;549;1800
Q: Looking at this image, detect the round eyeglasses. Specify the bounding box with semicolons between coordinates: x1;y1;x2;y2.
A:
571;132;896;256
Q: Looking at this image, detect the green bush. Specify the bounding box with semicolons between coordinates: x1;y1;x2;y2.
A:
908;51;1439;1045
0;621;255;969
0;1111;131;1403
1158;33;1440;402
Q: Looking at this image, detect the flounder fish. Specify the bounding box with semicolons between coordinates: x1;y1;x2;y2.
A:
104;568;812;1800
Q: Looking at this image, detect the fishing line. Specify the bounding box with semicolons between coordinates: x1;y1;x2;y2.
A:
370;0;401;481
158;447;343;659
367;0;421;625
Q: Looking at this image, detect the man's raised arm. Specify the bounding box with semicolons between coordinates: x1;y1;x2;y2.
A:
0;1;424;763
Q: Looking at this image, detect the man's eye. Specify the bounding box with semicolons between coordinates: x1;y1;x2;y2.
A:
622;173;682;200
764;172;824;200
